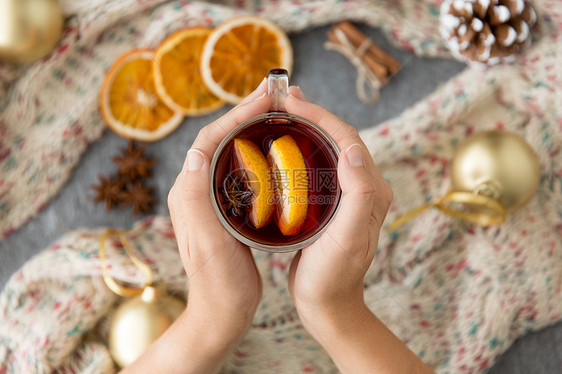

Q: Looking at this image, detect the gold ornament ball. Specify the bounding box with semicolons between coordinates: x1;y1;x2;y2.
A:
451;130;540;212
0;0;64;64
109;286;185;368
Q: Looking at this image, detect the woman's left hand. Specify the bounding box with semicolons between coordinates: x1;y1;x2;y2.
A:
168;79;270;341
123;79;271;374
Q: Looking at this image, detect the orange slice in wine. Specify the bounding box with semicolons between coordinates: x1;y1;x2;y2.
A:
233;138;274;229
268;135;308;236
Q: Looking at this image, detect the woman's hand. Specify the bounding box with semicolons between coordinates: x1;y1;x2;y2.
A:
168;79;271;341
286;86;393;330
285;88;432;374
123;79;271;374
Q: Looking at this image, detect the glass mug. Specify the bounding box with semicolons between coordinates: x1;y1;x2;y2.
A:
210;69;342;252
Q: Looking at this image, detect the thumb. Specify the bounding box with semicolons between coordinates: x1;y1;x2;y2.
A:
182;148;210;197
325;143;380;254
180;148;223;231
168;148;226;254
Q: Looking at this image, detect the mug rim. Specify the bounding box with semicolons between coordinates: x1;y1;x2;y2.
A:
209;111;342;252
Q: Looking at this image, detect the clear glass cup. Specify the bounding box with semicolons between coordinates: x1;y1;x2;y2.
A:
210;69;341;252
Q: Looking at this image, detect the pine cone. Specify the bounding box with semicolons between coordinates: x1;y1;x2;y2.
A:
440;0;537;65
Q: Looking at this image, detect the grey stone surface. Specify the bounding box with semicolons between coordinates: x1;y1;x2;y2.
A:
1;24;560;373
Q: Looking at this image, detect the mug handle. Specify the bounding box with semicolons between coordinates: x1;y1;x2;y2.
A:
268;68;289;112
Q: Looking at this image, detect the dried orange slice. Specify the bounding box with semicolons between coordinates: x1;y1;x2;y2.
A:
153;27;224;115
233;138;274;228
200;15;293;104
268;135;308;236
100;49;183;142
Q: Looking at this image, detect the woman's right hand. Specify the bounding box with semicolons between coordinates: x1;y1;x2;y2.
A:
285;88;432;374
285;86;393;331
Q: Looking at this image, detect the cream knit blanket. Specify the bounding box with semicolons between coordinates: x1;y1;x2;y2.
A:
1;0;561;373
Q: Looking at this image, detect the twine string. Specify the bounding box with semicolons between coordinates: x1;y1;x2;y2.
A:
324;28;382;104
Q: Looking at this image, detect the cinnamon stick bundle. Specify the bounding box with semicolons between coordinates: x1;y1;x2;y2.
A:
328;21;401;84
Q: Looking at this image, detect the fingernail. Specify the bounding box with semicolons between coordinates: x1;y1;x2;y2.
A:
186;149;205;171
346;143;364;167
239;79;267;105
291;86;311;102
254;78;267;93
287;93;303;101
253;92;267;101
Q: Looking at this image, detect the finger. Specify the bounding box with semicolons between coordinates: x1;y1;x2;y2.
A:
285;93;383;191
191;81;271;158
288;86;310;102
325;143;393;257
170;79;269;261
169;148;231;259
284;94;363;156
284;94;390;249
240;77;267;105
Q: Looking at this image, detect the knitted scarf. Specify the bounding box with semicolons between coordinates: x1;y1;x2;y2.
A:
1;1;561;373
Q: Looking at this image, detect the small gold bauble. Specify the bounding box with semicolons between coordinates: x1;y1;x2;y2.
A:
451;130;540;212
109;286;185;368
0;0;64;64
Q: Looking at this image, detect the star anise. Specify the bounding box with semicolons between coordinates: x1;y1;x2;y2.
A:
221;172;253;217
120;181;155;215
113;141;156;181
91;174;124;211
